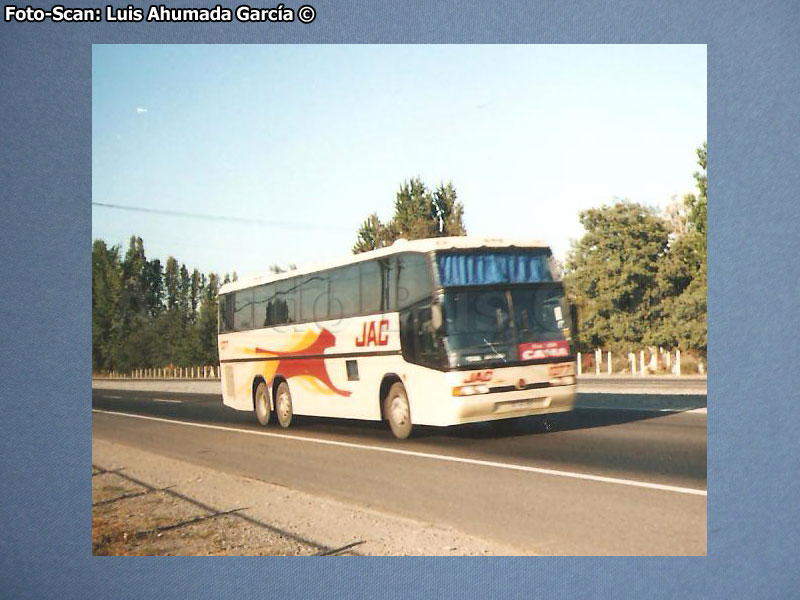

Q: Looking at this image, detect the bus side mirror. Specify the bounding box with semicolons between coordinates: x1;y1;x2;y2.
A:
431;302;443;331
569;304;579;334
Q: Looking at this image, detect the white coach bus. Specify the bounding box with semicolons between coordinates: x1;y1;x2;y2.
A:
217;237;577;439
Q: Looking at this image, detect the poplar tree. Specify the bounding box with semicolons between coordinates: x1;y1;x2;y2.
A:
92;240;122;372
190;268;201;322
143;258;164;317
164;257;180;311
92;238;222;372
179;263;191;323
197;273;220;364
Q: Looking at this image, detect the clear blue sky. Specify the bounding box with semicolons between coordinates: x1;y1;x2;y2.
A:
92;44;706;277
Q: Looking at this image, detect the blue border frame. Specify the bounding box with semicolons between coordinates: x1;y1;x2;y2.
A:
2;1;799;598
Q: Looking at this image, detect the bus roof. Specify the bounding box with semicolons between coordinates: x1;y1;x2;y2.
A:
219;236;551;294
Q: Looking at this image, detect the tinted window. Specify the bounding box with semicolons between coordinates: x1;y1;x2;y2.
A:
219;293;235;333
436;250;553;286
443;289;513;345
298;274;329;323
440;289;515;367
253;284;272;328
415;305;443;367
378;258;391;310
234;288;253;331
329;265;360;320
360;260;383;314
511;285;570;342
396;253;430;309
385;257;397;311
267;278;297;325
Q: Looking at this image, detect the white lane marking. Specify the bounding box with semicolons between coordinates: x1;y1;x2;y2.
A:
95;395;182;404
92;409;707;497
578;405;707;414
578;390;707;397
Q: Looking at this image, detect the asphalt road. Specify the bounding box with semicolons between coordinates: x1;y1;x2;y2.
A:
92;389;707;555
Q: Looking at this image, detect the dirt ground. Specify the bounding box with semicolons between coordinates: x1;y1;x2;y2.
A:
92;438;527;556
92;470;322;556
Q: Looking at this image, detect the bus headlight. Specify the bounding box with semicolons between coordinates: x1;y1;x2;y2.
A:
452;384;490;397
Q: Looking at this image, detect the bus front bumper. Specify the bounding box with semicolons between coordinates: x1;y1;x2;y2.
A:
448;384;576;425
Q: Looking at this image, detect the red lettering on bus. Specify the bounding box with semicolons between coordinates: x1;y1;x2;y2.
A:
463;370;493;383
356;319;390;347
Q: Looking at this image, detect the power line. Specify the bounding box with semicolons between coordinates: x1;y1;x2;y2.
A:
91;202;351;232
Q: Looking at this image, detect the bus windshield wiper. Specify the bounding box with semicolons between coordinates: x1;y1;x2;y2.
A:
482;338;507;362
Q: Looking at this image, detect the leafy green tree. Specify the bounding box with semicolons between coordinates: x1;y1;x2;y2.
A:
564;201;670;351
661;261;706;352
653;141;707;352
687;141;707;238
107;236;151;372
393;178;433;239
92;240;122;372
564;142;707;356
179;263;191;323
158;257;186;364
143;259;164;317
164;258;180;310
197;273;220;364
92;236;222;372
432;182;466;236
353;177;467;253
353;213;391;253
190;269;201;320
120;236;147;319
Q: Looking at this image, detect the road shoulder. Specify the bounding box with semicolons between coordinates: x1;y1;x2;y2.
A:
92;437;528;556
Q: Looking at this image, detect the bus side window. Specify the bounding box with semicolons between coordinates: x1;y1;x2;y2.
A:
379;257;393;312
219;293;235;333
329;265;360;321
234;288;254;331
399;308;416;363
415;305;440;366
397;253;431;310
299;275;328;323
253;284;271;328
399;303;444;369
416;306;436;362
268;279;297;325
360;260;382;315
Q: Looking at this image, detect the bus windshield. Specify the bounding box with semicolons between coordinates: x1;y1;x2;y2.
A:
440;284;571;368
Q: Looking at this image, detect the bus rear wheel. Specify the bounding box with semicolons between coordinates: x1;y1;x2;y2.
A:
275;381;293;428
254;381;271;426
384;382;413;440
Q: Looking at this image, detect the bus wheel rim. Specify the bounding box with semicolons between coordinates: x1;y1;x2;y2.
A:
279;391;290;420
391;397;408;426
256;389;268;419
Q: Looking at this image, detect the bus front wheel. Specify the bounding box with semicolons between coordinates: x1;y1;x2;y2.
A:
385;382;413;440
254;381;271;426
275;381;294;428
